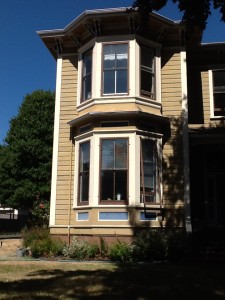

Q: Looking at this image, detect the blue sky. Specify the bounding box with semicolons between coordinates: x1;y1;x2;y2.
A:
0;0;224;144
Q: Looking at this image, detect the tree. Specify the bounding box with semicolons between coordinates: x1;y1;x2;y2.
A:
0;90;55;211
132;0;225;30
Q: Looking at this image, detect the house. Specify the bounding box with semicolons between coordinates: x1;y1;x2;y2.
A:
37;7;225;242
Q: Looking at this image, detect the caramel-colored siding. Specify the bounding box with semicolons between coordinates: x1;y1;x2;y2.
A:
161;49;185;227
54;56;78;226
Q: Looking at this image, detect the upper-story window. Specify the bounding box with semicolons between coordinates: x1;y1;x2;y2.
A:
102;43;128;95
81;50;92;102
212;70;225;116
140;45;155;99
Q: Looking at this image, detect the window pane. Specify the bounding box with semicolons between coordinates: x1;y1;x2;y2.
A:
141;70;153;96
102;140;114;169
115;170;127;200
103;45;116;69
103;70;115;94
116;70;127;93
115;139;127;169
140;46;154;98
79;173;89;202
213;70;225;87
100;138;128;202
79;141;90;202
214;93;225;116
83;74;91;100
141;47;153;70
82;52;92;101
140;139;156;202
116;44;128;68
101;171;114;200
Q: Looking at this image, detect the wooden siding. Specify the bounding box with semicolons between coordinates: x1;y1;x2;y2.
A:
161;49;185;227
54;56;78;226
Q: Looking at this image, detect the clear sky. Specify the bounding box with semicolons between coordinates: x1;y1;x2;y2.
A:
0;0;224;144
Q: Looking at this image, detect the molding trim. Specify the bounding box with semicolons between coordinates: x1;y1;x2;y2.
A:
49;58;62;226
181;50;192;233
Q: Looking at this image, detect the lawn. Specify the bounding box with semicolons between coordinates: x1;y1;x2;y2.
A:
0;260;224;299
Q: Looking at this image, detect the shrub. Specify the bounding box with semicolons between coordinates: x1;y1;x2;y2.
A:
63;237;99;260
166;230;188;262
99;237;108;258
22;227;65;258
108;240;133;262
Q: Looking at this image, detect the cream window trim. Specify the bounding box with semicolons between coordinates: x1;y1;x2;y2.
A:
209;70;215;118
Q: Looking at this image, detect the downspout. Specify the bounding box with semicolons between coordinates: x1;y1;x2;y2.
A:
67;133;73;244
181;49;192;233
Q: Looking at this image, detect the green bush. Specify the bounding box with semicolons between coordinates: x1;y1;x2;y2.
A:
22;227;65;258
166;230;188;262
99;237;108;258
63;237;99;260
109;240;133;262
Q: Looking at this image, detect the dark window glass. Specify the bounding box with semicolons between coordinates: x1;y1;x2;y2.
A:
140;139;156;203
213;70;225;116
100;139;128;202
78;141;90;203
140;46;154;98
82;51;92;102
103;44;128;95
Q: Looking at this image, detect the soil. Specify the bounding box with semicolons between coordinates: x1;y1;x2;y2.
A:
0;238;22;259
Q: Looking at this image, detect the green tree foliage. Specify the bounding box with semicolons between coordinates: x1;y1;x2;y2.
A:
0;90;55;210
132;0;225;30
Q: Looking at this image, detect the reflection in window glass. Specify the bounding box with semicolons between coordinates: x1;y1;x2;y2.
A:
100;139;128;201
140;139;156;203
79;141;90;203
82;51;92;102
213;70;225;116
140;46;154;98
103;44;128;95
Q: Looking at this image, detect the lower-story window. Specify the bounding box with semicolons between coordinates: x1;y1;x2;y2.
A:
100;138;128;203
140;139;157;203
78;141;90;205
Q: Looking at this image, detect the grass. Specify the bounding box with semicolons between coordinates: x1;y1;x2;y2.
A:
0;260;224;299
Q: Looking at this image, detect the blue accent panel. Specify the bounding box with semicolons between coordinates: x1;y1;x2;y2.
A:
99;212;128;220
77;212;89;221
140;212;157;220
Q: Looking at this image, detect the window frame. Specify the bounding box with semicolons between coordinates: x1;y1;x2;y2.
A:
99;137;129;205
77;140;90;206
211;69;225;117
101;42;129;96
140;44;155;99
140;137;161;205
81;49;93;103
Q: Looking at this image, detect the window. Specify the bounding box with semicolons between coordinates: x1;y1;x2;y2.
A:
140;46;155;99
213;70;225;116
81;51;92;102
140;139;157;203
100;138;128;202
103;43;128;95
78;141;90;204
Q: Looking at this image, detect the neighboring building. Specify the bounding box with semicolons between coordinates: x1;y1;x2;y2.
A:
37;7;225;242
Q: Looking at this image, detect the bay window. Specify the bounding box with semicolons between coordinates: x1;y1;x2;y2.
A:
102;43;128;95
212;70;225;116
100;138;128;202
78;141;90;204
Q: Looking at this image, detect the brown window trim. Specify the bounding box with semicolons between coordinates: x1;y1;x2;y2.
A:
139;44;156;100
101;42;130;97
77;141;90;206
99;137;129;205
